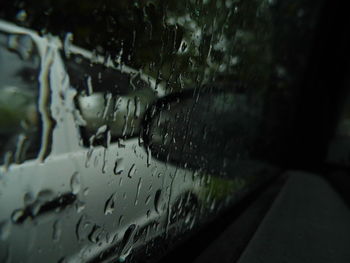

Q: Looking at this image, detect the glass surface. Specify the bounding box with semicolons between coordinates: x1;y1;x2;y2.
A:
0;1;325;262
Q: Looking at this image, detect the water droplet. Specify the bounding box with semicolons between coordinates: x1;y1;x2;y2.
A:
23;192;34;206
73;109;87;126
11;209;24;223
2;151;12;172
52;220;62;242
104;194;116;215
91;49;99;64
37;189;54;201
134;96;141;119
88;224;103;243
63;32;73;58
114;158;124;175
85;148;94;168
31;202;42;216
102;93;113;120
154;189;162;213
104;54;113;67
118;215;125;227
96;125;108;136
7;34;34;60
83;188;90;196
7;35;18;50
70;172;81;194
93;155;99;167
178;40;188;53
119;224;137;262
118;138;126;148
134;178;142;206
102;148;108;174
75;215;86;241
85;76;93;96
145;195;151;205
0;220;11;241
230;56;239;66
111;232;119;244
128;164;136;178
14;134;28;163
146;147;152;167
75;200;86;213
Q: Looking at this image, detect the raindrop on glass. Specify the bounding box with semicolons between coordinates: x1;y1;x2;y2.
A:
70;172;81;194
104;193;116;215
154;189;162;213
128;164;136;178
52;220;62;242
0;220;11;241
113;158;124;175
63;32;73;58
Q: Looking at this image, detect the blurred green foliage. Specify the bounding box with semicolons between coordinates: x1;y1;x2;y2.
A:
0;0;273;94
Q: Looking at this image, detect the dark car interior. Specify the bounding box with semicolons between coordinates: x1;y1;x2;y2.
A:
153;1;350;263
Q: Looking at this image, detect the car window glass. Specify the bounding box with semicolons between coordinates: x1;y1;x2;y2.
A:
0;0;326;262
